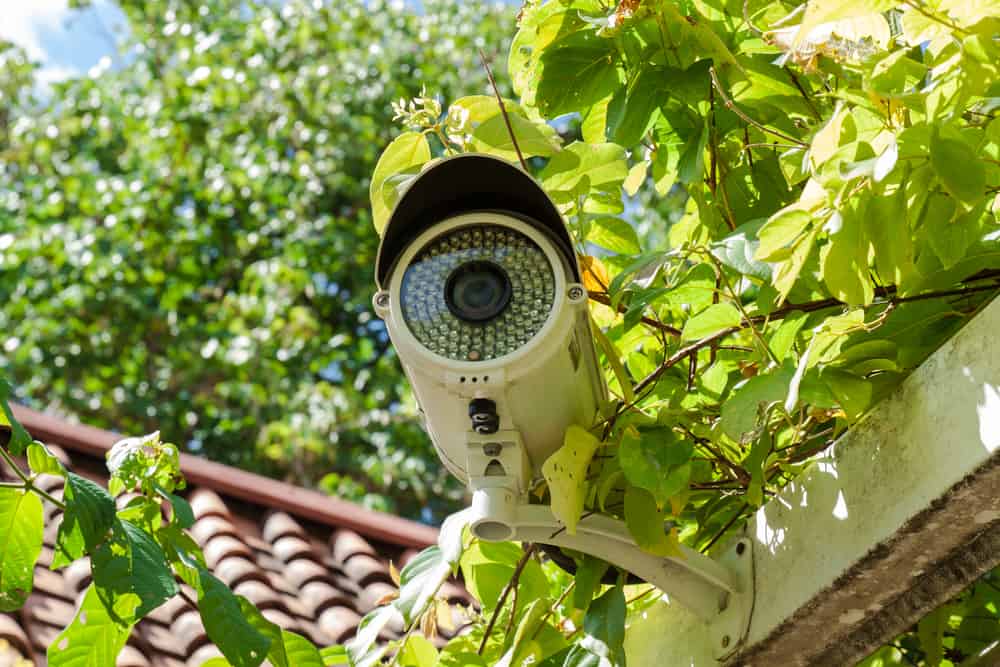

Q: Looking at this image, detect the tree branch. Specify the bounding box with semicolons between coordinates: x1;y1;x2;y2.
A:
710;66;808;147
478;543;537;655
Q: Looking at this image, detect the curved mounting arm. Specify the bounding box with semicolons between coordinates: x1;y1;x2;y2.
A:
470;487;738;621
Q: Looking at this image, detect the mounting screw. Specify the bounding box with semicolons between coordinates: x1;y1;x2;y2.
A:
721;635;731;649
483;443;502;457
374;292;390;308
736;541;746;556
567;286;585;301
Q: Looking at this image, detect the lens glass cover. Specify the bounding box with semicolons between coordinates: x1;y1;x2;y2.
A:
400;224;555;361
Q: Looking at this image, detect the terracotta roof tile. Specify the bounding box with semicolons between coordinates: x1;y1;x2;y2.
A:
189;515;239;545
283;558;331;590
202;534;254;568
213;556;267;588
273;534;315;563
189;488;231;520
170;610;209;656
0;615;30;657
1;406;457;665
332;529;378;563
116;644;152;667
317;605;363;644
262;511;307;543
186;644;223;667
343;553;393;588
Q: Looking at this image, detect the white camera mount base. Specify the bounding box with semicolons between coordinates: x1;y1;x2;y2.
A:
466;432;754;660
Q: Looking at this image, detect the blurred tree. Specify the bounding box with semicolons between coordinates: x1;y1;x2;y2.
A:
0;0;515;521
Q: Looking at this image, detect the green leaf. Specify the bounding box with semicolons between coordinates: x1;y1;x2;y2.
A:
606;66;662;147
773;227;821;303
471;113;562;161
677;120;709;185
156;488;195;529
797;0;896;46
536;31;622;118
821;368;873;422
768;312;809;362
346;606;395;667
541;425;602;535
394;545;450;624
91;519;179;624
820;209;874;307
624;485;682;558
0;487;43;611
197;568;271;667
369;132;431;235
540;142;628;195
591;319;634;403
618;427;693;508
28;441;65;476
398;634;438;667
721;366;795;442
587;217;640;255
49;585;132;667
459;542;548;617
623;161;648;196
450;95;525;123
711;220;771;281
917;607;946;667
562;586;627;667
744;428;773;508
930;132;985;207
54;472;116;567
0;380;31;456
681;303;741;341
572;555;609;612
319;645;349;667
756;209;812;262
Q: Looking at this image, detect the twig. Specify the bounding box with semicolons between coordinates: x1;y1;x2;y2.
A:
709;67;808;148
784;67;822;121
478;544;537;655
588;291;682;337
530;581;575;640
701;503;749;553
633;325;741;397
478;49;528;172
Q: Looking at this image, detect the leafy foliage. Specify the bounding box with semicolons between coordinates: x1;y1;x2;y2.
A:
366;0;1000;663
0;0;515;522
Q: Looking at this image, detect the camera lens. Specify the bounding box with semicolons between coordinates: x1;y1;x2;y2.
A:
445;261;511;322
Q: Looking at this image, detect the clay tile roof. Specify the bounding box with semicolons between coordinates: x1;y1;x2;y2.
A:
2;404;454;665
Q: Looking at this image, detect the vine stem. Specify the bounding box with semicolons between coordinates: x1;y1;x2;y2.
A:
709;66;808;148
478;48;528;172
477;543;536;655
530;581;575;640
0;443;66;510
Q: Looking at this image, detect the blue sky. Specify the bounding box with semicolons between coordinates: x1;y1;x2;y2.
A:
0;1;124;84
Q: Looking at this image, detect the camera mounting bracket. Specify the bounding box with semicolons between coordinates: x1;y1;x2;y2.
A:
466;434;754;657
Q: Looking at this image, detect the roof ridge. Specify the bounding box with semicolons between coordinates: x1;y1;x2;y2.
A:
10;404;438;549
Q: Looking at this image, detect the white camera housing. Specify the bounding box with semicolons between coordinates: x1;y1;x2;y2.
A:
375;211;603;494
373;155;753;652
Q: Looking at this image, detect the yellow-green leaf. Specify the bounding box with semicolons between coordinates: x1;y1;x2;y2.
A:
542;425;602;535
369;132;431;235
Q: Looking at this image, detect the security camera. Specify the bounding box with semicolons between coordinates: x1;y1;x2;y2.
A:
373;154;752;640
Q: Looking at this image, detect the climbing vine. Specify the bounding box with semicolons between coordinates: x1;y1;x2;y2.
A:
1;0;998;665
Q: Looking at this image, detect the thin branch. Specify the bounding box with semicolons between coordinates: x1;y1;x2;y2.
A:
478;49;528;172
531;581;575;640
701;503;749;553
478;543;537;655
784;67;822;121
588;291;682;337
710;66;808;147
633;325;741;397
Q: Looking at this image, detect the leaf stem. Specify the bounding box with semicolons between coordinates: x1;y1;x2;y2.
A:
478;48;527;172
477;543;536;655
709;67;808;148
